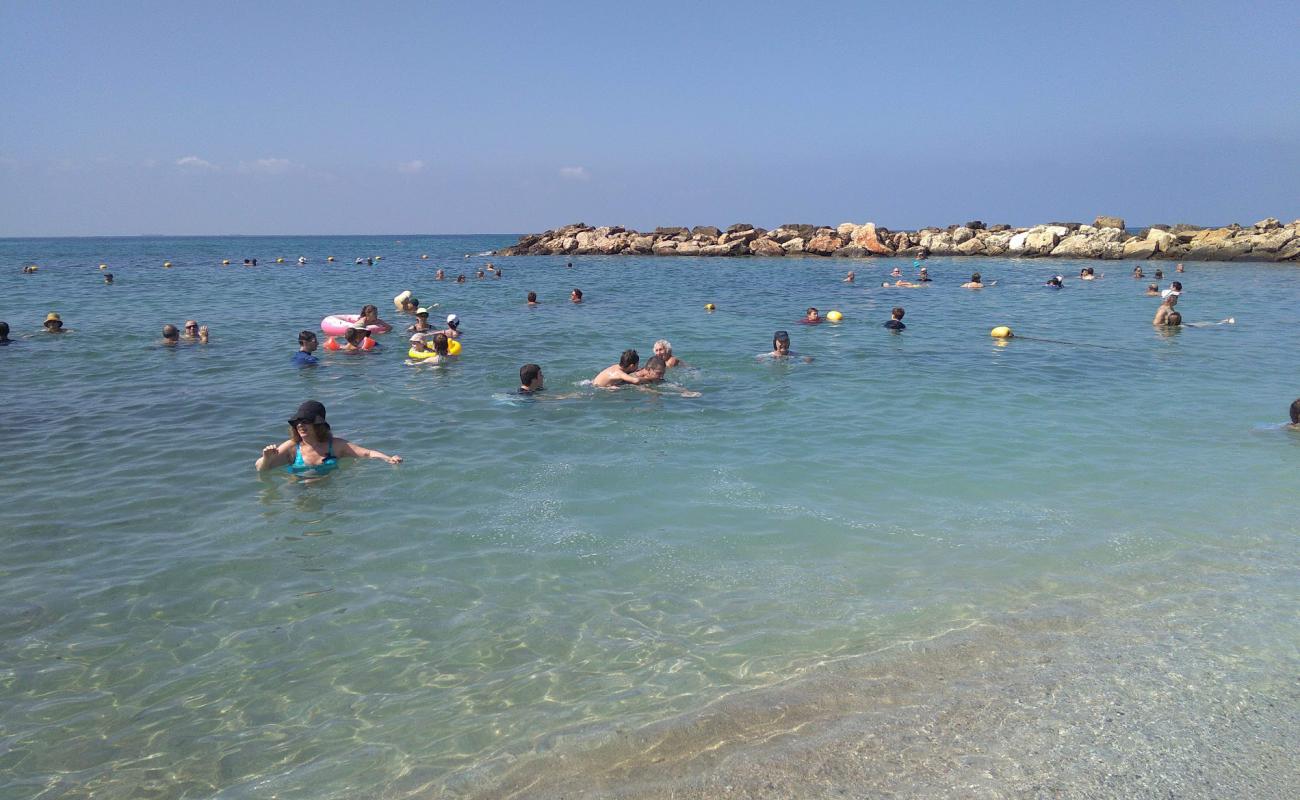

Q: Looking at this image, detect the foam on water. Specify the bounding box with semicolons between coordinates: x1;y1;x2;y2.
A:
1;236;1297;798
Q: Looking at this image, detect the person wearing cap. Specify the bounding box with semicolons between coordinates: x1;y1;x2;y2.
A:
1161;281;1183;300
917;266;931;282
593;349;645;387
406;307;434;337
161;324;181;345
43;313;66;333
182;320;201;340
255;399;402;473
292;331;319;366
438;314;462;339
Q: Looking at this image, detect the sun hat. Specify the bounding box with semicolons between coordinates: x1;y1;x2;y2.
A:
45;312;61;323
446;314;459;327
409;333;425;343
289;400;327;425
416;307;429;315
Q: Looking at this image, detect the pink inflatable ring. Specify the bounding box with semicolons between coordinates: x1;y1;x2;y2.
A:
321;314;387;336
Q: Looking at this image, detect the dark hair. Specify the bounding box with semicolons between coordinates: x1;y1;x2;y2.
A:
1290;398;1300;425
807;307;818;315
773;330;790;348
619;349;639;370
571;288;582;299
520;363;541;385
345;327;366;345
971;273;981;282
527;291;538;302
1154;269;1164;278
0;321;8;338
162;324;179;339
360;304;378;318
1166;311;1182;326
407;297;419;309
289;421;331;443
431;332;449;355
1171;281;1182;291
644;355;667;374
891;307;905;318
104;273;113;280
298;330;317;346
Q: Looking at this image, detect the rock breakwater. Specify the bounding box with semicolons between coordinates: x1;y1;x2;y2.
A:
500;216;1300;262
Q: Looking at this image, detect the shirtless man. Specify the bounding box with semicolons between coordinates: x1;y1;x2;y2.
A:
1153;294;1178;325
961;272;985;289
593;349;644;387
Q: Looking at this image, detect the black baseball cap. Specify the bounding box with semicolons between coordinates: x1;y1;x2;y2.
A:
289;400;327;425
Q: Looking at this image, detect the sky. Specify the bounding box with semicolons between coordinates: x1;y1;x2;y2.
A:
1;0;1297;236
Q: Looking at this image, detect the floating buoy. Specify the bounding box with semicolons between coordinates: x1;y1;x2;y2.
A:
827;310;843;322
990;326;1014;339
276;257;285;264
98;263;107;270
327;256;335;262
221;259;230;265
705;303;716;311
163;261;173;268
421;254;428;259
374;256;382;261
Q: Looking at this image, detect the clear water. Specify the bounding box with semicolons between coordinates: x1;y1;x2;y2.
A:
1;237;1296;799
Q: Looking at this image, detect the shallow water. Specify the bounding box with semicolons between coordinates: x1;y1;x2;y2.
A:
1;237;1297;799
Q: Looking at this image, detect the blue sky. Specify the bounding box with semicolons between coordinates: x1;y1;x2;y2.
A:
1;0;1296;235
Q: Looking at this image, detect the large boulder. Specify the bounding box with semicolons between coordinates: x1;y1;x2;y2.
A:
982;233;1012;256
749;238;786;256
1123;239;1158;259
726;223;755;234
781;237;805;253
956;237;986;255
778;223;819;239
951;226;975;245
1145;228;1178;252
1050;234;1107;258
1253;217;1281;231
720;228;759;245
836;222;858;239
1186;235;1252;261
1006;231;1030;252
1022;228;1060;256
804;233;844;255
1274;238;1300;261
1250;229;1295;254
850;222;895;254
832;245;871;258
691;226;721;239
595;235;627;255
676;241;701;256
654;226;689;237
652;240;678;255
965;220;986;230
630;235;655;253
1093;215;1126;230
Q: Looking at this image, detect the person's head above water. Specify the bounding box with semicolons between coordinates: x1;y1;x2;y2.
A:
970;272;981;283
1290;397;1300;425
43;312;64;331
359;304;379;321
520;363;543;391
639;356;667;380
653;339;673;358
1165;311;1182;326
298;330;317;351
0;321;9;341
619;349;640;371
1170;281;1183;293
288;399;330;443
571;288;583;302
409;334;428;351
1147;283;1159;293
772;330;791;354
183;320;199;338
431;332;450;355
345;325;369;346
527;291;538;304
104;273;113;283
162;324;179;341
891;307;905;320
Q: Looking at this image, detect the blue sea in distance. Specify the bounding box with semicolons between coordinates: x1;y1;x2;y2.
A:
1;235;1296;799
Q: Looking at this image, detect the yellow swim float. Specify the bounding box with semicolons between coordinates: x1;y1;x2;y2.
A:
99;263;108;270
827;310;843;322
163;261;172;268
990;326;1014;338
221;259;230;265
408;339;461;359
705;303;716;311
276;257;285;264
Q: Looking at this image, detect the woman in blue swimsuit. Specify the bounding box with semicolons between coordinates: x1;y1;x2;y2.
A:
255;400;402;475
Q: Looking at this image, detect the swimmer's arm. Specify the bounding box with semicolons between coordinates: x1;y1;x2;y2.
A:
335;438;403;464
255;440;294;471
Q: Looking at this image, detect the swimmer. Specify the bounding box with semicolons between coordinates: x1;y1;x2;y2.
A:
566;261;573;269
355;258;364;265
22;265;37;274
298;256;307;265
890;267;903;278
183;320;200;340
456;274;466;283
435;269;446;280
527;292;539;306
519;363;544;393
161;324;180;345
407;307;434;336
801;307;822;324
407;334;435;361
1045;275;1063;288
429;332;454;360
1154;268;1164;280
843;270;856;283
1132;265;1144;279
439;314;462;339
761;330;813;362
1080;267;1101;280
883;306;906;330
485;264;496;273
342;325;380;352
1161;281;1183;300
1176;263;1185;273
918;266;931;282
1165;311;1182;327
593;349;643;387
1290;398;1300;428
396;294;420;314
494;268;503;279
43;313;66;333
1153;294;1178;326
357;304;392;333
653;339;683;368
961;272;985;289
571;288;583;304
1146;283;1160;296
0;321;9;345
476;270;485;279
104;273;114;284
293;331;320;366
256;400;401;473
366;257;374;266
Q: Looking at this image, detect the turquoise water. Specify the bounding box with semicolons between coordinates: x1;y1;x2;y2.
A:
1;237;1296;798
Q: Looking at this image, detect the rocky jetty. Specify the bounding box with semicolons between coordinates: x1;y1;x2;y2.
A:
499;217;1300;262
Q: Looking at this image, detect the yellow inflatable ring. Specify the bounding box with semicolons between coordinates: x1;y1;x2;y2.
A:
408;339;460;359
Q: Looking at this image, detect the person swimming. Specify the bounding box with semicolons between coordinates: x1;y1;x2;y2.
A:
293;331;319;366
962;272;984;289
593;349;643;387
161;324;180;345
801;307;822;324
182;320;200;340
571;288;583;303
1161;281;1183;300
843;271;856;283
256;400;402;475
1290;398;1300;428
883;307;906;330
760;330;811;362
918;266;931;282
342;325;380;351
407;307;434;337
1045;275;1063;288
356;304;392;333
519;363;544;393
652;339;682;368
1146;283;1160;296
103;273;113;284
1153;294;1178;325
1132;265;1144;279
0;321;9;345
527;291;539;306
435;269;446;280
43;313;66;333
439;314;461;339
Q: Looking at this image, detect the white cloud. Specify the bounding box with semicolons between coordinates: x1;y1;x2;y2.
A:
176;155;217;170
397;160;426;174
559;166;590;181
240;157;295;175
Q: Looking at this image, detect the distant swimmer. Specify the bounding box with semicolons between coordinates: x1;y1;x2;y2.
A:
428;333;455;361
456;274;466;283
435;269;446;280
439;314;462;339
801;307;823;324
1132;265;1144;279
1154;268;1164;280
340;325;380;352
1153;294;1178;325
22;265;37;274
1080;267;1101;280
43;313;67;333
293;331;320;366
494;268;503;279
298;256;307;265
357;304;392;334
962;272;985;289
1045;275;1063;289
394;291;419;313
0;321;9;345
256;400;401;474
1161;281;1183;300
653;339;683;368
1165;311;1182;327
407;307;434;337
761;330;812;362
1146;283;1160;296
843;270;856;283
918;266;932;282
104;273;114;284
571;288;583;304
527;292;539;306
890;267;903;278
1176;263;1185;273
1290;398;1300;428
161;324;180;345
476;269;485;279
593;349;643;387
519;363;544;394
883;306;906;330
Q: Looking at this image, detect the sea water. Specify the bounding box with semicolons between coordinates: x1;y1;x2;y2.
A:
0;236;1296;799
